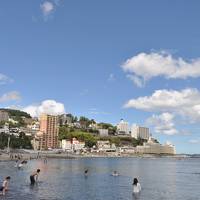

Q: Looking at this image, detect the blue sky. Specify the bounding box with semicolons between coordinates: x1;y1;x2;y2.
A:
0;0;200;153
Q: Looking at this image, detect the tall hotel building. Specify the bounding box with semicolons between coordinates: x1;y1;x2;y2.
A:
131;124;150;140
39;114;59;150
117;119;129;135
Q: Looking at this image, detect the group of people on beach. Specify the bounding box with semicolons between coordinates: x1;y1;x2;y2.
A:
1;168;141;196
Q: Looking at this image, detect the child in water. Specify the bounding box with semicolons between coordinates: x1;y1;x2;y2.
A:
0;176;11;196
132;178;141;194
30;169;40;185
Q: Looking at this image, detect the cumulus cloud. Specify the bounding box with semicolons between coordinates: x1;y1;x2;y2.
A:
23;100;65;117
0;91;21;103
122;51;200;87
124;88;200;122
146;113;178;135
40;1;55;17
0;73;13;85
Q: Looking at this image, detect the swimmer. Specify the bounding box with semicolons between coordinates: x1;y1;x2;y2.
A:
18;163;23;169
132;178;141;194
112;171;119;176
21;160;28;164
0;176;11;196
30;169;40;185
84;169;88;175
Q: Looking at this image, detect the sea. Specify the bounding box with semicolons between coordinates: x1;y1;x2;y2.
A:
0;157;199;200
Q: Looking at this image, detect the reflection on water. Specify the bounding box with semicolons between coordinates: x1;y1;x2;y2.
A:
0;157;199;200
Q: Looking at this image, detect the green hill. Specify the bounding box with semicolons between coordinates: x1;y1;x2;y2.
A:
0;108;31;118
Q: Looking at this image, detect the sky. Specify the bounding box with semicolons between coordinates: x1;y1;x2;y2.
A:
0;0;200;154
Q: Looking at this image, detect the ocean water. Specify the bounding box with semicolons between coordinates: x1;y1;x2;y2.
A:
0;157;199;200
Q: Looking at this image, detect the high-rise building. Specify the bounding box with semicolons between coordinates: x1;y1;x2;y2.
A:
38;114;59;150
0;110;9;122
117;119;129;135
131;124;150;140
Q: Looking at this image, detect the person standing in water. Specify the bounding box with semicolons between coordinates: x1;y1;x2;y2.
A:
0;176;11;196
30;169;40;185
132;178;141;194
84;169;88;176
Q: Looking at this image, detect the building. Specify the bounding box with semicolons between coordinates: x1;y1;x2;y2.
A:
136;138;176;154
98;129;108;137
19;127;37;136
71;138;85;151
117;119;129;135
61;138;85;151
27;121;40;131
131;124;150;140
59;114;73;126
0;110;9;122
31;137;40;151
38;114;59;150
0;124;9;134
61;140;72;151
96;140;116;152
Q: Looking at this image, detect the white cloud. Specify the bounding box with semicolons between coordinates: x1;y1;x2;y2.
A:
40;1;54;16
108;73;115;81
0;91;21;103
0;73;13;85
189;139;200;144
146;113;178;135
23;100;65;117
126;74;144;88
122;51;200;87
124;88;200;122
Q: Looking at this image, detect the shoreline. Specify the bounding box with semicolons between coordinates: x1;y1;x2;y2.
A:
0;151;193;161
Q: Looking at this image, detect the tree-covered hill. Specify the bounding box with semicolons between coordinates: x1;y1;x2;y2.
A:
0;108;31;118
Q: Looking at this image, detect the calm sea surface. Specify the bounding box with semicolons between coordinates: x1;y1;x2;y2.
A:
0;157;199;200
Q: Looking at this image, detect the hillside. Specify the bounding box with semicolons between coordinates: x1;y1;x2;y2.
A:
0;108;31;118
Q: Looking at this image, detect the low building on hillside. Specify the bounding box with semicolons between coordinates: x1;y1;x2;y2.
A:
59;114;73;126
27;122;40;131
22;117;34;125
0;124;9;134
61;138;85;152
0;110;9;122
136;138;176;155
61;140;72;151
89;123;99;130
72;138;85;151
98;129;108;137
119;146;136;154
19;127;37;136
96;140;116;152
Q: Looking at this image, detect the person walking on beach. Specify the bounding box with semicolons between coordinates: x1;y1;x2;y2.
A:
0;176;11;196
30;169;40;185
132;178;141;194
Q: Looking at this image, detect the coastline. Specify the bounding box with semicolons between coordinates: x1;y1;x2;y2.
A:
0;150;192;161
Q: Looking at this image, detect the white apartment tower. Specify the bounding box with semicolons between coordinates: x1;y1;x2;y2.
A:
117;119;129;135
131;124;150;140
